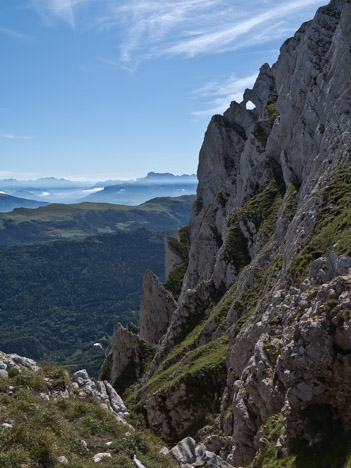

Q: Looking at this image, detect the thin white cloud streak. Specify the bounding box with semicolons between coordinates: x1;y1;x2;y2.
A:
162;0;323;57
97;56;135;73
82;187;104;193
192;73;258;118
0;26;28;40
1;133;33;140
31;0;326;63
31;0;92;28
103;0;325;62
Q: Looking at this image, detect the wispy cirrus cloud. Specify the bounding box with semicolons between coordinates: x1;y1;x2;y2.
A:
31;0;326;63
96;56;134;73
192;73;258;118
0;25;28;40
1;133;34;140
31;0;92;28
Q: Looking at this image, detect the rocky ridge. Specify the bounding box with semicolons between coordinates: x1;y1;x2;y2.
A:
106;0;351;466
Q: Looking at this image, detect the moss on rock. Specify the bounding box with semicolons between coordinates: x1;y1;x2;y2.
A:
291;169;351;284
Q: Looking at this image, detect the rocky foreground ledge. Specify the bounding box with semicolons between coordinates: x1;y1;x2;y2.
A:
0;352;231;467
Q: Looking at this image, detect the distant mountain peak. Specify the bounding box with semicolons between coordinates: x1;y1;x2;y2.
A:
145;172;197;180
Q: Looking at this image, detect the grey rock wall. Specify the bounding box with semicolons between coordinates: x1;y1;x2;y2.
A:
139;269;177;344
108;0;351;465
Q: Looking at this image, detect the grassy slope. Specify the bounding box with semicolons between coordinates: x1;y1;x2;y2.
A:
0;195;195;245
0;364;178;468
0;230;166;376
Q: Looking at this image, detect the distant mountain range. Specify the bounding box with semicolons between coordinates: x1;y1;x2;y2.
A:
93;172;197;188
0;177;87;189
0;193;49;213
84;172;198;205
0;172;198;205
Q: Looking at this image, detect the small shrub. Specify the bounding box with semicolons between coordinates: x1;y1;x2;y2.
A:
217;189;227;208
324;298;339;313
40;363;70;389
266;93;279;119
223;224;251;271
164;262;187;298
7;367;19;378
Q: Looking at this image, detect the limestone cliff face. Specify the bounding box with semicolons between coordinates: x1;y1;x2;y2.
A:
108;0;351;465
139;270;177;344
165;235;183;279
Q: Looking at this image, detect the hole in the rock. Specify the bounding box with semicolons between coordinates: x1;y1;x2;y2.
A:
246;100;256;110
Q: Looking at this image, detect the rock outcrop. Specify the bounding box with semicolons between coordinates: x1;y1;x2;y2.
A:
107;323;156;396
0;351;39;377
169;437;231;467
165;235;184;279
71;368;130;425
108;0;351;465
139;270;177;344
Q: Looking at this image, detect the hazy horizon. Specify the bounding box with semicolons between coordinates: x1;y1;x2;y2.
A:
0;171;198;183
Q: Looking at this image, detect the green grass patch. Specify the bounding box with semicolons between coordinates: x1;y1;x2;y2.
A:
127;336;228;408
285;184;299;223
224;179;283;270
223;224;251;270
164;262;188;298
266;93;279;120
255;414;296;467
0;363;178;468
290;169;351;284
164;226;190;298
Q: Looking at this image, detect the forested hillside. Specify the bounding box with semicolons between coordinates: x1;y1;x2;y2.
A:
0;195;194;245
0;229;166;376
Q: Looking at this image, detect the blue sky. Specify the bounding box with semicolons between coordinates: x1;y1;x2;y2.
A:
1;0;327;180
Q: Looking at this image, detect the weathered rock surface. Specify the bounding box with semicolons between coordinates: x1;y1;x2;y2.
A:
133;454;147;468
165;234;184;279
93;452;111;463
71;369;130;424
108;0;351;465
109;323;147;388
0;351;39;375
170;437;231;467
169;437;231;468
139;269;177;344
